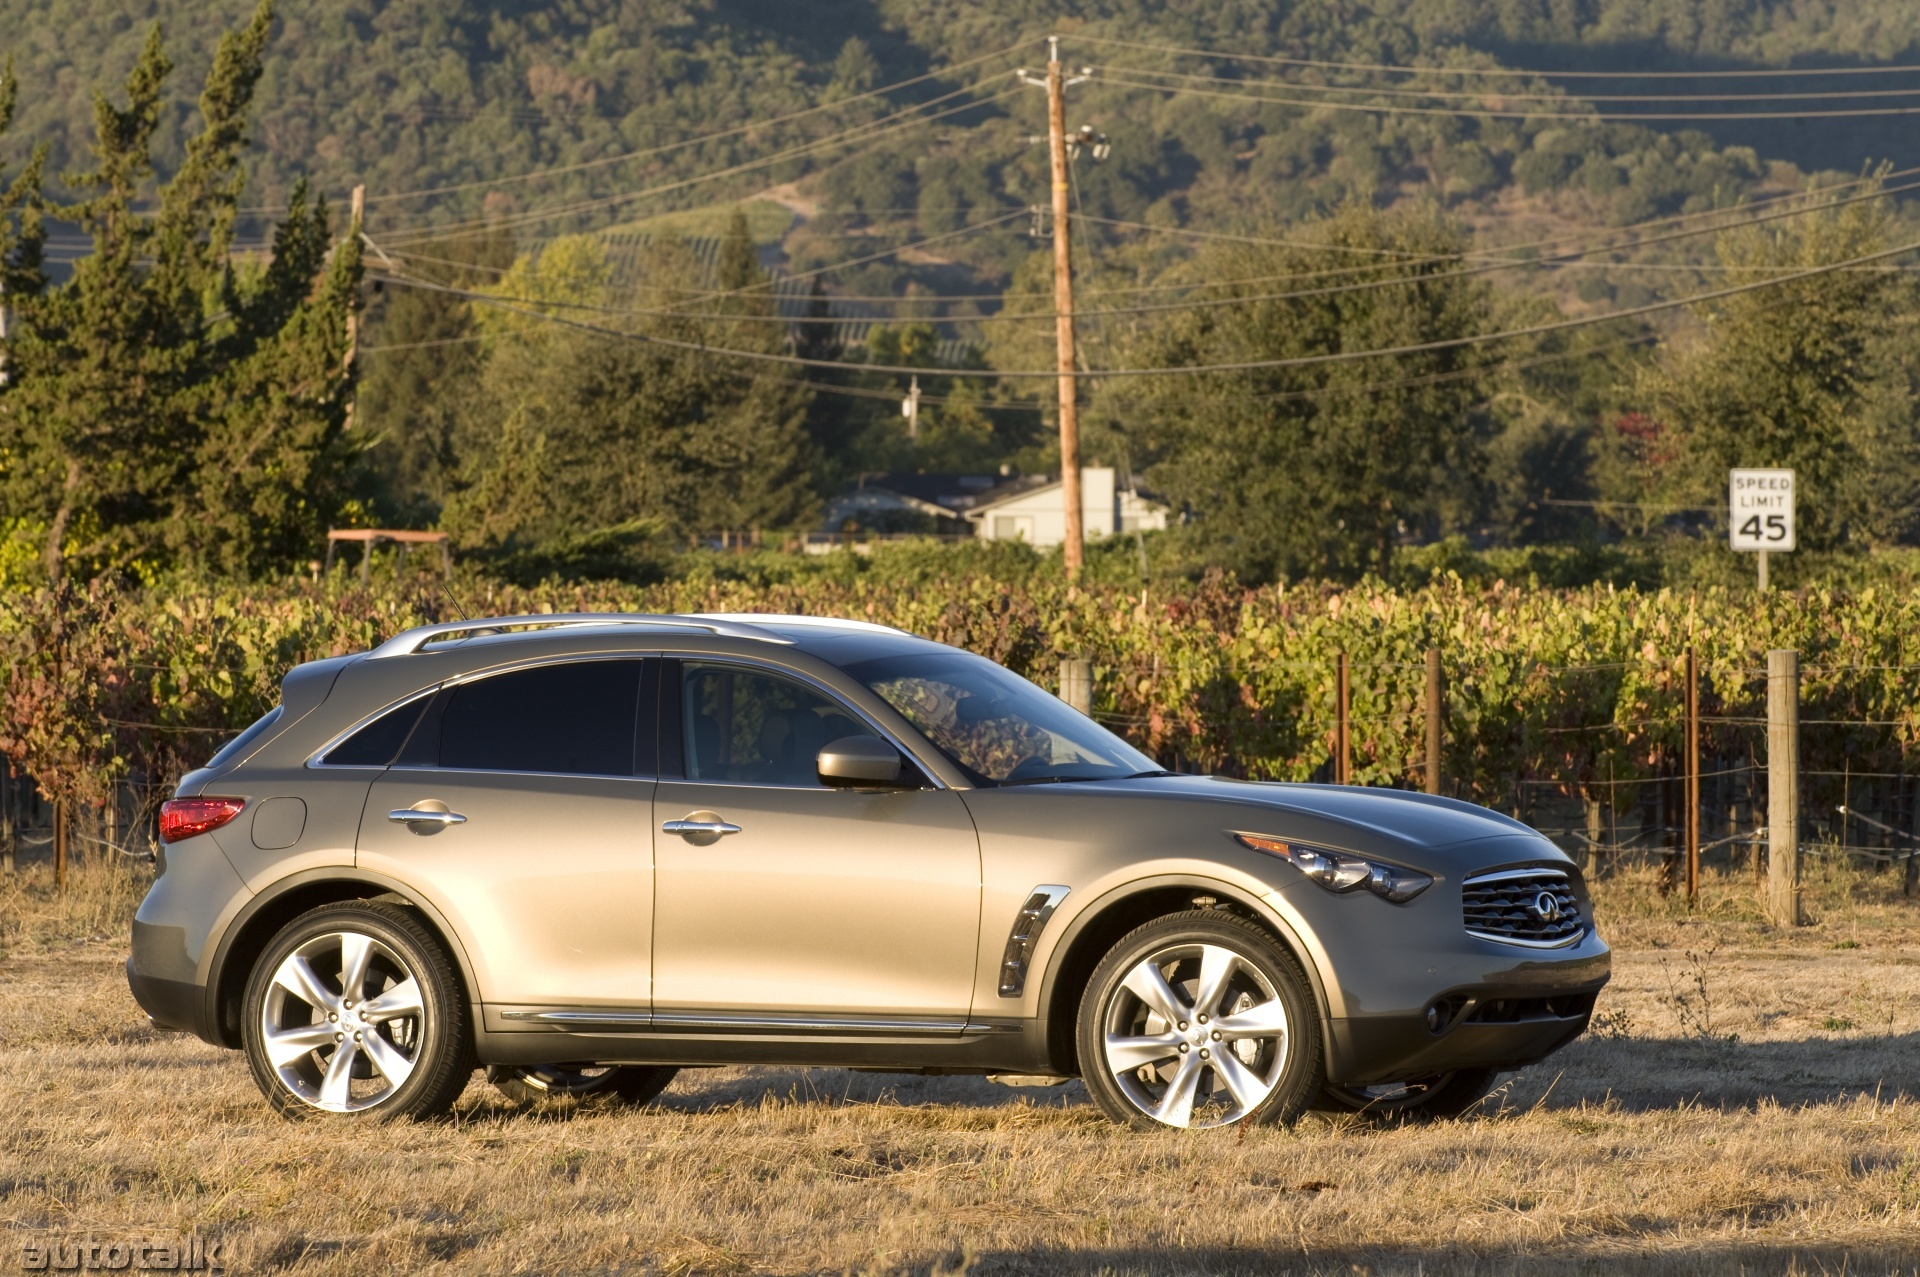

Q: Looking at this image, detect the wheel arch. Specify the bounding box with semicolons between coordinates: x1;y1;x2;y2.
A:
205;869;479;1049
1034;875;1332;1079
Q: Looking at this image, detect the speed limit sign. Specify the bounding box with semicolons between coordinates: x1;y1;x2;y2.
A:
1729;469;1795;552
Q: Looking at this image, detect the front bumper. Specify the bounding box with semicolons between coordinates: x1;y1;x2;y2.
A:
1327;983;1604;1084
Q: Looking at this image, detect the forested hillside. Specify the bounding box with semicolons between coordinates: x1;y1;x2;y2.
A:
9;1;1920;234
5;0;1920;589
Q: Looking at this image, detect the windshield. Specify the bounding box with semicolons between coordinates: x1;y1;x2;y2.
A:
843;651;1162;786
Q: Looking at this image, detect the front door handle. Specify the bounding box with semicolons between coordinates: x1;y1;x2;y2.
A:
661;818;742;837
662;810;741;846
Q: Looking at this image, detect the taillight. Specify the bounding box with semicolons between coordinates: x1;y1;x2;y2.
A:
159;797;248;843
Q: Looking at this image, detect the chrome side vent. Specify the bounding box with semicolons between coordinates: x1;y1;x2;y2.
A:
1462;868;1583;949
998;886;1070;997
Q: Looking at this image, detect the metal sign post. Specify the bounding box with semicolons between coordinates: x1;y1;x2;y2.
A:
1729;468;1795;590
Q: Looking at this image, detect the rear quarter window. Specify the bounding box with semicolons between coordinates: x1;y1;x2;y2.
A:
205;706;284;771
323;695;432;767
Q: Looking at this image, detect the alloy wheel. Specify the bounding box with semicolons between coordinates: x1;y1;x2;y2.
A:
1101;941;1292;1129
259;930;428;1113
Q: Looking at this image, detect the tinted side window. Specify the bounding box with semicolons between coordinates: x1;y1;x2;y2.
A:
682;664;866;787
439;661;642;776
324;697;429;767
207;705;283;770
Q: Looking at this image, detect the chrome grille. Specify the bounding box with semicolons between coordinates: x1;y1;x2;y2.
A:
1462;868;1583;948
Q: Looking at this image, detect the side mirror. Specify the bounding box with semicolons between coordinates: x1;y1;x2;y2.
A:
817;735;906;788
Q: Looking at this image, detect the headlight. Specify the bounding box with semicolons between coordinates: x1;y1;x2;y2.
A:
1235;833;1434;903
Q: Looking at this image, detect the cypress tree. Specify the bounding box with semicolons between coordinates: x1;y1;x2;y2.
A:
0;1;362;582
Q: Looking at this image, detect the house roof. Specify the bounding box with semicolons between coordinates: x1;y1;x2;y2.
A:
846;471;1016;511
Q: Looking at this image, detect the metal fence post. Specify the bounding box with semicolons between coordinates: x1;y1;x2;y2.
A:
1767;648;1802;926
54;796;67;892
1424;647;1443;796
1335;652;1352;785
1059;658;1092;716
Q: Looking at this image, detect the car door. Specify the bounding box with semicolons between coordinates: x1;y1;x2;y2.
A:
651;659;982;1024
355;657;658;1010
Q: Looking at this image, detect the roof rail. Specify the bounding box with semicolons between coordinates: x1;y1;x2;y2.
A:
364;613;788;660
686;612;910;637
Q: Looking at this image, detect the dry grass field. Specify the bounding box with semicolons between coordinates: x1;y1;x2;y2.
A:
5;854;1920;1276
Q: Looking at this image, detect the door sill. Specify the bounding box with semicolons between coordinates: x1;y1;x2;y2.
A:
497;1007;1019;1038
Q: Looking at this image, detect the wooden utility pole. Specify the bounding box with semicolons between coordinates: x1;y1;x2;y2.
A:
1685;646;1700;905
345;184;365;428
1424;647;1443;796
1335;653;1352;785
1044;39;1084;580
1766;648;1802;926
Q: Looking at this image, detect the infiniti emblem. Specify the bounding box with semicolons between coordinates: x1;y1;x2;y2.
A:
1528;891;1563;923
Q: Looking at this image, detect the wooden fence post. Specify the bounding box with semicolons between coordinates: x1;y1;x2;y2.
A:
1686;646;1700;906
54;796;67;892
1767;648;1802;926
1335;652;1351;785
1059;658;1092;716
1424;647;1443;796
1;758;13;876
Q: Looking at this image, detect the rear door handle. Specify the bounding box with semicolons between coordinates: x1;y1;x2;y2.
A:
389;807;467;827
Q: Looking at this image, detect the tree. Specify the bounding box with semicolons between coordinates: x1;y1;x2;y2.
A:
354;227;517;526
1629;178;1920;551
440;232;816;576
1115;203;1500;583
0;2;362;581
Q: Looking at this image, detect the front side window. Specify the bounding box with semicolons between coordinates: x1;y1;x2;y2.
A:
844;651;1160;786
680;664;867;787
438;660;643;776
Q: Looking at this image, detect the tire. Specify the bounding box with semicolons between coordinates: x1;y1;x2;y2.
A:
1315;1067;1499;1122
241;901;474;1122
486;1063;679;1107
1076;910;1323;1130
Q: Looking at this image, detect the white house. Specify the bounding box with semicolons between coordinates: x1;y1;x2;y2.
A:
964;468;1167;547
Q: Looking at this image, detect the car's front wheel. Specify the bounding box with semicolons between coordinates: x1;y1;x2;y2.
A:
486;1063;679;1107
1077;911;1322;1130
241;902;473;1121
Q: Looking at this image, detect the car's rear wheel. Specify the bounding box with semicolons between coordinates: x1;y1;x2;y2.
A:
241;902;472;1121
1077;911;1322;1130
1316;1068;1499;1121
486;1063;679;1107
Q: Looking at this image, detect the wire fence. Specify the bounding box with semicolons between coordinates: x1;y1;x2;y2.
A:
8;647;1920;907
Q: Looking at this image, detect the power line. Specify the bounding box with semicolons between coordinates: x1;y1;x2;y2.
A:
375;80;1022;245
1072;33;1920;80
1098;68;1920;122
369;231;1920;379
239;44;1027;215
1095;61;1920;103
371;161;1920;309
1045;176;1920;320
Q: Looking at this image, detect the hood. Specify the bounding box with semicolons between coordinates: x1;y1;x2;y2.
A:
1067;774;1568;874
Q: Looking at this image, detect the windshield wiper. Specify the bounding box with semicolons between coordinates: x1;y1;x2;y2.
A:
995;774;1113;787
1123;769;1174;779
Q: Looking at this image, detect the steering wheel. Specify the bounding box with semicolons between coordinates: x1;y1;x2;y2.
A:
1004;754;1059;781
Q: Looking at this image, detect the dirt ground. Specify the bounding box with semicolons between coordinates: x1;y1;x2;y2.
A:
3;858;1919;1276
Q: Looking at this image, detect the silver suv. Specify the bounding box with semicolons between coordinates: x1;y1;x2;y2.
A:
129;613;1610;1129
